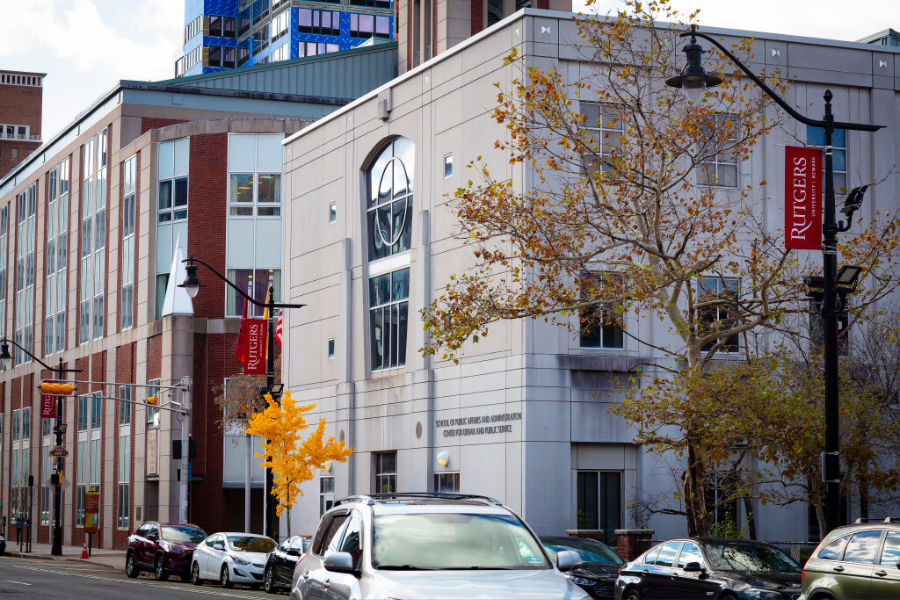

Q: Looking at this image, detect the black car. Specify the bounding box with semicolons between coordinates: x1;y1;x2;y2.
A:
542;536;624;599
263;535;310;593
615;538;802;600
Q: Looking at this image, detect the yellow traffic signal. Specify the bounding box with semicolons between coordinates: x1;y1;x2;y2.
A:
144;395;159;406
40;382;74;395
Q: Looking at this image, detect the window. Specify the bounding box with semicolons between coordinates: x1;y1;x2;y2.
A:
208;46;237;69
45;158;69;353
349;0;391;8
184;14;202;42
14;183;36;364
808;126;846;194
80;131;107;344
253;28;269;52
576;471;621;546
327;338;335;359
158;178;187;223
298;9;341;35
77;395;89;431
375;452;396;493
880;532;900;566
298;42;339;58
368;269;409;370
226;270;281;317
818;534;850;561
487;0;503;26
349;13;391;39
443;154;453;178
119;386;132;426
118;435;130;529
11;148;17;159
697;114;739;188
271;8;289;41
12;408;30;441
320;475;334;516
229;173;281;217
121;155;136;330
147;379;160;428
156;138;189;319
677;542;705;568
656;541;682;567
698;277;740;353
579;274;624;349
580;102;624;175
843;530;883;564
271;43;290;63
329;203;337;223
434;472;459;493
209;15;222;36
0;206;8;347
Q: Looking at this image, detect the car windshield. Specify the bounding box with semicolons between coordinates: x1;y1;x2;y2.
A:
373;513;550;570
543;539;624;565
228;535;277;553
161;526;207;543
705;543;800;573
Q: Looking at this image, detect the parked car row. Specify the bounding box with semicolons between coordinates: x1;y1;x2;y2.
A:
124;506;900;600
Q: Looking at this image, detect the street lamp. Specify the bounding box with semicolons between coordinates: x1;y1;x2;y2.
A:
667;25;884;533
178;256;304;540
0;338;80;556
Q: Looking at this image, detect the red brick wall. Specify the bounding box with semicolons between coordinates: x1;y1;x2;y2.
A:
471;0;484;35
536;0;549;8
148;336;162;381
141;119;188;135
0;141;41;180
0;83;42;134
187;134;229;319
113;343;135;548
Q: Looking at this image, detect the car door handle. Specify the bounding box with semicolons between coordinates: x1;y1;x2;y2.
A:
302;571;310;579
833;565;845;572
876;570;888;577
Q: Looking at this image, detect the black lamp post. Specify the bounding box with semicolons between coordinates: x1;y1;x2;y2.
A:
0;339;80;556
179;256;304;540
667;25;884;533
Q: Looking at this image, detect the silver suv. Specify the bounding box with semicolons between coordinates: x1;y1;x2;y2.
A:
290;493;590;599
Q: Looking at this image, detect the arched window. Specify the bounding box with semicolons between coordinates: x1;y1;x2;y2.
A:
366;139;414;371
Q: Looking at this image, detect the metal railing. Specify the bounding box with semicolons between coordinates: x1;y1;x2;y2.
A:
0;133;41;142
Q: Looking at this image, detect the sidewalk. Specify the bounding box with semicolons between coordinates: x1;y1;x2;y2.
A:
3;541;125;571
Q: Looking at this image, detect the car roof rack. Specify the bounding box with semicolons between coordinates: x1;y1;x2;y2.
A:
333;492;503;508
853;517;900;524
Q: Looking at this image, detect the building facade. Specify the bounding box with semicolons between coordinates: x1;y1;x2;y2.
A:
177;0;396;77
0;71;44;179
281;9;900;543
0;49;397;548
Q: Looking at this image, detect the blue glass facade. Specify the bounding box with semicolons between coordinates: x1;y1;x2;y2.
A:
177;0;394;77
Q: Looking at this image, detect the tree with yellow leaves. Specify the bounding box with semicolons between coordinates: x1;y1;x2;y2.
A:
245;391;352;536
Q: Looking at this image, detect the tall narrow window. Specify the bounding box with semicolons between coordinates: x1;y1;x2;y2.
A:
46;157;69;354
156;139;189;320
366;139;413;372
808;126;847;194
374;452;397;493
580;103;624;175
80;131;107;343
147;379;160;428
0;206;8;347
698;277;740;353
121;155;136;330
118;434;130;529
697;114;739;188
579;274;624;349
14;183;36;364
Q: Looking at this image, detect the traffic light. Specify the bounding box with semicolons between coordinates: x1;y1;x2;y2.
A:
144;395;159;406
40;382;74;395
50;473;63;486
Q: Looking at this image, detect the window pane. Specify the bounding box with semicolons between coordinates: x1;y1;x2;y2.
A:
370;308;383;370
159;180;172;211
843;530;883;564
230;174;253;204
257;174;281;203
174;178;188;207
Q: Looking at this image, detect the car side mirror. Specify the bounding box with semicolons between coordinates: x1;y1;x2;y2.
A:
286;549;300;557
323;552;359;577
557;550;584;572
147;534;157;542
683;562;704;573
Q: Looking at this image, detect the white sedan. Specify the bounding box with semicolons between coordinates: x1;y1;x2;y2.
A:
191;532;277;588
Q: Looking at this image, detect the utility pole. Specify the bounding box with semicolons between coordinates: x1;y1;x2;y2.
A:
179;376;191;524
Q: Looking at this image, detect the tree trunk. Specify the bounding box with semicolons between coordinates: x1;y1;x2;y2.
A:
742;496;756;540
684;440;711;537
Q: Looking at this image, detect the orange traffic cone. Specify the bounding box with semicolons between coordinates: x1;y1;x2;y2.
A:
81;539;89;559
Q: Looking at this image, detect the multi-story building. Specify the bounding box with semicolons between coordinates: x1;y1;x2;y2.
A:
0;71;44;179
0;47;395;548
177;0;396;77
281;8;900;544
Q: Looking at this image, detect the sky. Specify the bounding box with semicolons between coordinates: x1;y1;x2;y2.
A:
0;0;895;143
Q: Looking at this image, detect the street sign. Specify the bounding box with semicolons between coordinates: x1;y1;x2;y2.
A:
50;446;68;457
46;476;70;491
85;489;100;533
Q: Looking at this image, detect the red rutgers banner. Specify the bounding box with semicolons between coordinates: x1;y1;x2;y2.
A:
242;319;268;376
785;146;824;250
41;385;57;419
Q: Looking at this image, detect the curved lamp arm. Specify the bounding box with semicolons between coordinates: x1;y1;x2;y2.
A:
681;26;883;133
0;337;81;373
181;256;306;310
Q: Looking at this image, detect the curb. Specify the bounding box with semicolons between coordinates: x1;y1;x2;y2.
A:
3;550;123;570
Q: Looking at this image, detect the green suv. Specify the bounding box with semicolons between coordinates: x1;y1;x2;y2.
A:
800;518;900;599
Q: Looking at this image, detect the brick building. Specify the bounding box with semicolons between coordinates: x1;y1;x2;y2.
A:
0;70;44;179
0;47;396;549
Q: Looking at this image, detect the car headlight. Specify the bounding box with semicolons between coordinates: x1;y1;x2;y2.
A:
568;576;595;586
170;546;187;554
232;556;251;566
744;589;784;600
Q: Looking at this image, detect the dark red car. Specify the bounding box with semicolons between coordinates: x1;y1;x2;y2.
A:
126;521;207;581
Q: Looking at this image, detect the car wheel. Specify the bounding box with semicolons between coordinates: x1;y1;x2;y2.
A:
624;589;641;600
126;552;140;578
264;567;277;594
191;562;203;586
221;565;234;589
155;554;169;581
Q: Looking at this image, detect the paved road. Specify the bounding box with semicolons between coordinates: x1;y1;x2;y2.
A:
0;556;279;599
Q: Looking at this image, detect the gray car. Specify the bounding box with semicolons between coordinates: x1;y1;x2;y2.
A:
290;493;590;600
